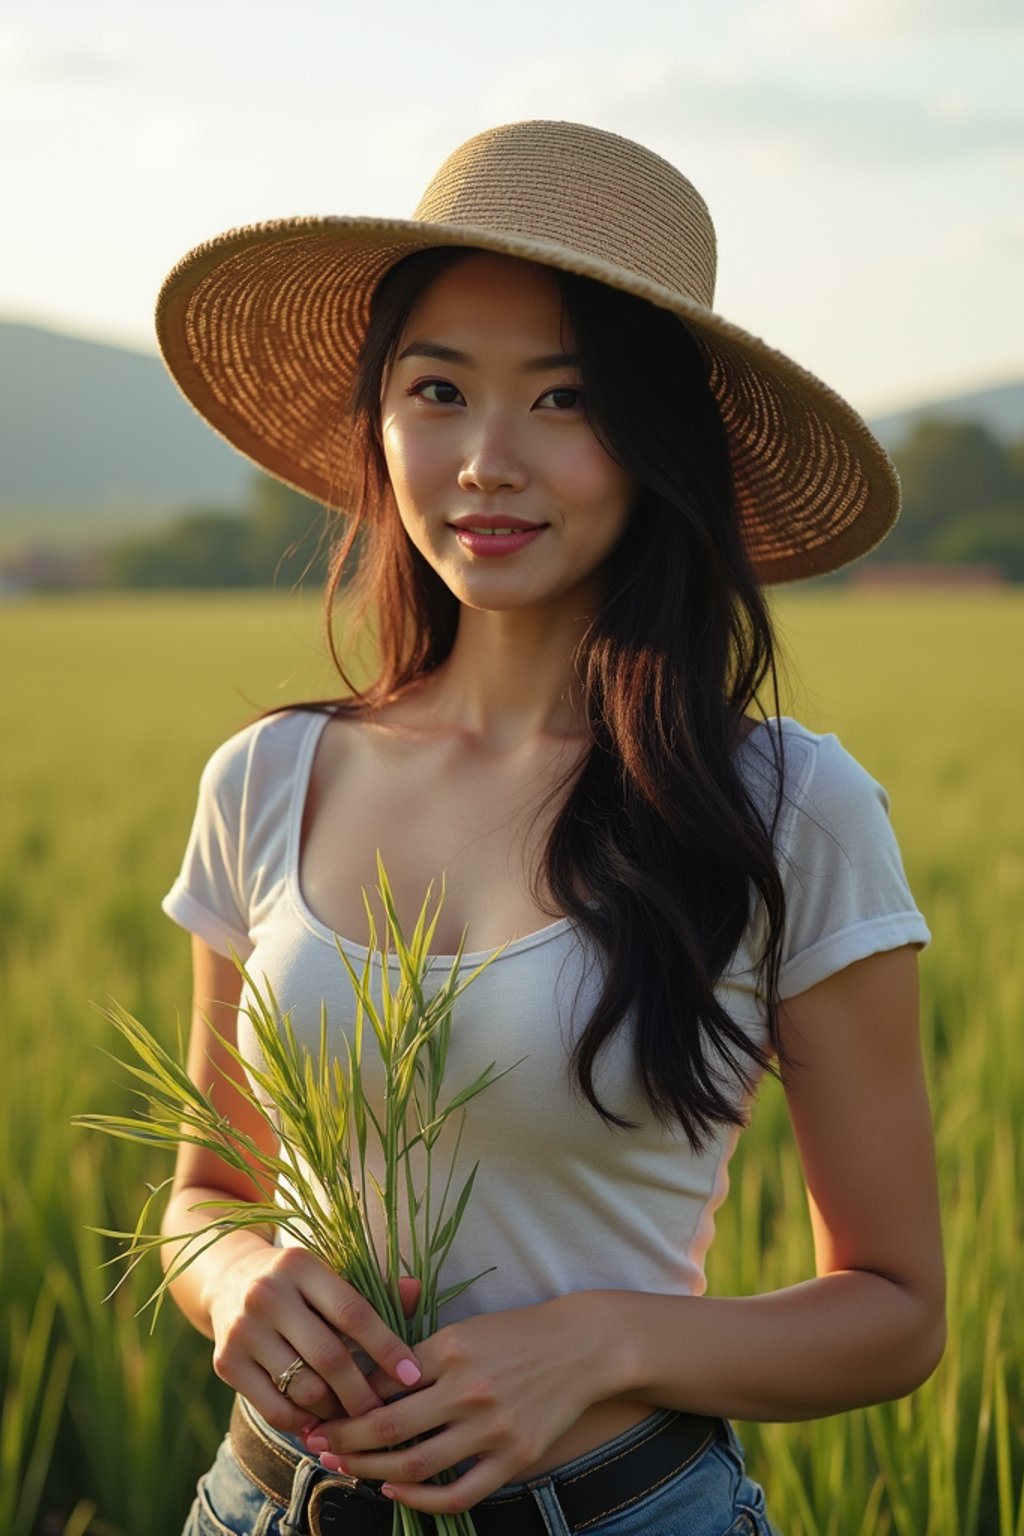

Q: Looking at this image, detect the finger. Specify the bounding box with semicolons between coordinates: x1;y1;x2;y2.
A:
286;1310;387;1419
264;1344;344;1423
225;1357;328;1438
379;1456;510;1515
212;1313;338;1431
320;1423;471;1487
362;1359;433;1402
236;1293;365;1422
300;1270;422;1395
398;1276;422;1319
322;1380;446;1457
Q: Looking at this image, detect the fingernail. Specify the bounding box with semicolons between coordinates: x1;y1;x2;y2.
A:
320;1452;347;1473
396;1358;421;1386
300;1421;320;1436
306;1434;330;1454
380;1485;396;1500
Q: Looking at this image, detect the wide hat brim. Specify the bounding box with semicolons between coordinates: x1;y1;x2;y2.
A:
156;123;900;584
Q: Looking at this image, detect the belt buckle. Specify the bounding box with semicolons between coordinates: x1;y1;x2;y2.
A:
309;1474;394;1535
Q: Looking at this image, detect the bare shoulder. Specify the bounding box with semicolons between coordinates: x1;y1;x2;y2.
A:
304;693;445;815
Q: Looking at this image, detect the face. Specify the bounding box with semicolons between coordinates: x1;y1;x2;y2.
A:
379;253;634;620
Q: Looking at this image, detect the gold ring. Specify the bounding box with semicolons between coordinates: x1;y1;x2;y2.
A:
274;1356;307;1396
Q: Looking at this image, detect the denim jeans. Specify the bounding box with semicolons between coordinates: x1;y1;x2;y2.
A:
183;1400;781;1536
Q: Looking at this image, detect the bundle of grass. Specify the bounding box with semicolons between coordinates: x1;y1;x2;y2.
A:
76;856;517;1535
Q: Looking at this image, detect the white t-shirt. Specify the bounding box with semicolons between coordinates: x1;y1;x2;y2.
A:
163;709;930;1319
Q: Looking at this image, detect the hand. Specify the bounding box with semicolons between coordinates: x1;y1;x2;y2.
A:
206;1239;423;1435
305;1296;610;1513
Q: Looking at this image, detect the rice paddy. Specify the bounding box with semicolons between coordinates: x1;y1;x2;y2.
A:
1;588;1020;1534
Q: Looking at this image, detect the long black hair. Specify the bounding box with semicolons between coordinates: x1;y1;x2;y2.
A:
317;247;789;1152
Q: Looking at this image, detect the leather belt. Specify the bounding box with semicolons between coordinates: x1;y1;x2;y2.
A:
229;1394;722;1535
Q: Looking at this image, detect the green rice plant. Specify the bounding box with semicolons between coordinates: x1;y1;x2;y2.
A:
0;1281;73;1536
2;589;1021;1531
75;855;517;1536
42;1149;224;1536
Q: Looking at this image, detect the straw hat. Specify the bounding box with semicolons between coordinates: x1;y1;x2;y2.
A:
156;119;899;583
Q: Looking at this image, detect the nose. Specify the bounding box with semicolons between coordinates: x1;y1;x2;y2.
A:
456;413;528;495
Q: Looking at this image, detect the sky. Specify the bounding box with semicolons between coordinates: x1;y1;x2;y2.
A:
2;0;1022;419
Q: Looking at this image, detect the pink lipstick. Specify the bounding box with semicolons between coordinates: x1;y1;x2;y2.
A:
453;527;546;557
449;514;547;559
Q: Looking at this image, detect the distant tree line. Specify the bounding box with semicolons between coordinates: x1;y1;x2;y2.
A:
97;417;1024;588
865;419;1024;579
105;477;333;589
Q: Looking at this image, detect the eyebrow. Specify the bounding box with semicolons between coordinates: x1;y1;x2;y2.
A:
396;340;580;373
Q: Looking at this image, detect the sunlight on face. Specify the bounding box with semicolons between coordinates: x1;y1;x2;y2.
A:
380;253;634;621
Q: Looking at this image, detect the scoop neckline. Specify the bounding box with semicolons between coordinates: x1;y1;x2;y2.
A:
284;709;581;964
282;707;791;963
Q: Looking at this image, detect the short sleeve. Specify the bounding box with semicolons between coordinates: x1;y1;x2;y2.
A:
162;731;254;960
777;733;930;999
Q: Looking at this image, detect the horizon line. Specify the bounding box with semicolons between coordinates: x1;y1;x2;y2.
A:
1;309;1021;425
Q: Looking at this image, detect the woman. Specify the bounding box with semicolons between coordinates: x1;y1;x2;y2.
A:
157;121;945;1535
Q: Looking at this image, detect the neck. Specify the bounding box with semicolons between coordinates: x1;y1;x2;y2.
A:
413;603;594;752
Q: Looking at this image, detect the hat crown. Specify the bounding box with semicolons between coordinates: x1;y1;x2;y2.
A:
412;120;717;310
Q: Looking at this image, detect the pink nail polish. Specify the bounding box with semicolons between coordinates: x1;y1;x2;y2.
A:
396;1358;421;1386
319;1452;346;1472
380;1485;396;1500
306;1434;329;1454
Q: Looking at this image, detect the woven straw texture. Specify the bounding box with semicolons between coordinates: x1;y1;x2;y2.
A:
156;120;899;583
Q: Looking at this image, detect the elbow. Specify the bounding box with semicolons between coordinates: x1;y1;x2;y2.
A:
912;1307;947;1390
890;1283;947;1398
864;1309;946;1406
852;1267;947;1402
912;1259;948;1390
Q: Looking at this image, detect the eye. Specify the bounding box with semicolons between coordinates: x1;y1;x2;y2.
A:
535;385;584;412
407;378;465;406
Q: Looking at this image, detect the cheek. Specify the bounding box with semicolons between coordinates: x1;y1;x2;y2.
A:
380;421;414;502
382;424;452;521
380;428;449;567
555;439;633;528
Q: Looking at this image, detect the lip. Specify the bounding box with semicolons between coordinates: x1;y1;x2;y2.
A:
448;514;546;531
451;526;547;558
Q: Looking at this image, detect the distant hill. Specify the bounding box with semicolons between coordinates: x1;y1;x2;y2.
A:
0;321;251;529
870;380;1024;450
1;320;1021;551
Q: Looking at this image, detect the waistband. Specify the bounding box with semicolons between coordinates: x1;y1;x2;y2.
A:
229;1394;724;1534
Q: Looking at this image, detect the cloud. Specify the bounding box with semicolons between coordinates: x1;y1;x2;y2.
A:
488;59;1022;171
0;27;130;84
746;0;1024;40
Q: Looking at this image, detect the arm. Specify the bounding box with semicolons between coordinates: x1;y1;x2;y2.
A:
162;935;423;1433
317;944;945;1509
160;937;275;1341
583;941;946;1419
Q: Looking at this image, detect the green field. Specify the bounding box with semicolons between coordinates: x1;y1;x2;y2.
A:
1;590;1021;1534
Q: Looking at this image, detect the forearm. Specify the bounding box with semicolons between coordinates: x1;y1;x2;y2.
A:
160;1182;274;1340
570;1271;946;1422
